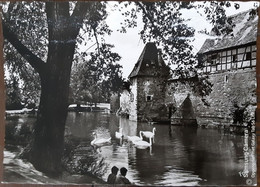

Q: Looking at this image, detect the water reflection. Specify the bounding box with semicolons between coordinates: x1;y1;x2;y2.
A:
68;113;255;185
5;112;255;185
65;112;257;185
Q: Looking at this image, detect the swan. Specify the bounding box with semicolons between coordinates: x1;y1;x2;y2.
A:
127;131;143;143
141;127;156;143
141;127;156;139
133;137;152;149
91;132;111;147
115;127;123;139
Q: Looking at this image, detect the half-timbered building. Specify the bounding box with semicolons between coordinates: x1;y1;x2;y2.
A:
198;10;257;73
172;10;257;127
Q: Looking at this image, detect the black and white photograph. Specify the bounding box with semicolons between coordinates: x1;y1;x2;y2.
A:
2;1;258;185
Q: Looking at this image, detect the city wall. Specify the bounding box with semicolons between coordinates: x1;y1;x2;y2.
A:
171;68;256;127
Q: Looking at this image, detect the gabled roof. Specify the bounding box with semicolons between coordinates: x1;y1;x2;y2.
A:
198;9;258;54
128;42;169;78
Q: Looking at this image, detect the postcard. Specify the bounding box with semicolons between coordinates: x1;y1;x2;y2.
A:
1;1;258;186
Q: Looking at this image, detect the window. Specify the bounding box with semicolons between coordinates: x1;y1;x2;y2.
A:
232;54;237;62
206;55;212;66
146;95;153;101
211;54;218;65
212;54;218;60
245;52;252;60
209;53;221;66
224;75;228;83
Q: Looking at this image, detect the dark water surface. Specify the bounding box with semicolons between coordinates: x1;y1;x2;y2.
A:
65;112;256;186
5;112;257;185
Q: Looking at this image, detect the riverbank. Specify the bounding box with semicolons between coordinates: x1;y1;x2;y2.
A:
3;147;107;184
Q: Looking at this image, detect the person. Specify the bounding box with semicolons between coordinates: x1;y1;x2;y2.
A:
107;166;119;184
115;167;131;184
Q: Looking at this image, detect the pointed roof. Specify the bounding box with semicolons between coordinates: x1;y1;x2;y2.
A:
198;9;257;54
128;43;169;78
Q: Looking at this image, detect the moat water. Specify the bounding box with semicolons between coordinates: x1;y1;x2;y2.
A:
4;112;257;185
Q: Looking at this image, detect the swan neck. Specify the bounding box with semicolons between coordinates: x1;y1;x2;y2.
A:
139;131;143;138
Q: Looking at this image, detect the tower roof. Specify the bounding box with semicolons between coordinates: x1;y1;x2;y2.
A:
128;42;169;78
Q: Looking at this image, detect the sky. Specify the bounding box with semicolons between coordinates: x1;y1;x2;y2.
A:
102;1;258;78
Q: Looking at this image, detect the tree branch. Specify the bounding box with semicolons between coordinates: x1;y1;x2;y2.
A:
92;27;101;55
71;2;102;55
71;1;93;21
2;21;46;74
135;2;168;43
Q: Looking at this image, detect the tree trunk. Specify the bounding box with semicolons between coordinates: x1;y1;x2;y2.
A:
29;2;80;175
30;45;74;175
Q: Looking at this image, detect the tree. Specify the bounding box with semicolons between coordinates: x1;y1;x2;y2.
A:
3;1;115;175
4;42;41;109
69;43;123;104
3;1;254;176
5;75;23;110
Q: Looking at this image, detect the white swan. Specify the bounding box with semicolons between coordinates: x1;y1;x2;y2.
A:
133;137;152;149
115;127;123;139
127;131;143;143
91;132;111;147
141;127;156;139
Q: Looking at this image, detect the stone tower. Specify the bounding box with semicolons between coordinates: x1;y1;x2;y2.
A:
128;43;170;122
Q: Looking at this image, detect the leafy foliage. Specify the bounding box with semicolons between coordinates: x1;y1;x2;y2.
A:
5;76;23;110
70;42;123;104
63;137;108;178
4;42;41;109
3;2;46;108
3;2;48;61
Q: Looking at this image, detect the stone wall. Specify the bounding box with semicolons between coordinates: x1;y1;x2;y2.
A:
136;76;169;122
119;68;256;125
171;68;256;127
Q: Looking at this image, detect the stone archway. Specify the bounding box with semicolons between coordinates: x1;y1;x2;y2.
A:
171;94;197;126
180;94;197;126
